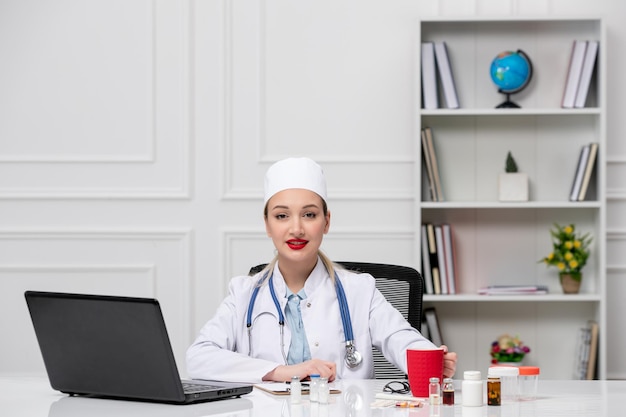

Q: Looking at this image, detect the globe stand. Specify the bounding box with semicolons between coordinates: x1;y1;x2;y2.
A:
496;92;521;108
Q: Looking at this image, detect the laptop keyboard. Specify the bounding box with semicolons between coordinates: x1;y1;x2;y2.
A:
182;382;221;393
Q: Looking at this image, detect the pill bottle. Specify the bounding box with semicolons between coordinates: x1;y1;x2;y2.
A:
488;366;519;403
442;377;455;405
487;374;501;406
461;370;483;407
518;366;540;401
318;377;330;404
429;377;441;405
309;374;321;402
290;376;302;404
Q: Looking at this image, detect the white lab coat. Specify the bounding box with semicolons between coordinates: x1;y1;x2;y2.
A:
186;259;435;383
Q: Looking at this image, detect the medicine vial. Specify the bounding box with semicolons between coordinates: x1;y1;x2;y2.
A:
461;370;483;407
429;377;441;405
442;377;455;405
309;374;321;402
318;377;330;404
487;375;501;406
290;376;302;404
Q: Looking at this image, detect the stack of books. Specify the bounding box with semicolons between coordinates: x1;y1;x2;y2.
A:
574;320;599;380
569;142;599;201
421;223;457;295
562;40;600;108
477;285;549;296
421;127;444;202
421;41;460;109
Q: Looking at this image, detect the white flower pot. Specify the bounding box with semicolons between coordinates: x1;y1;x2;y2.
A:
499;173;529;202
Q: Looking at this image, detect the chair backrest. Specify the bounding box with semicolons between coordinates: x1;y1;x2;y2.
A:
248;261;425;379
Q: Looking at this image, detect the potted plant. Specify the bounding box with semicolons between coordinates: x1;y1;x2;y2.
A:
539;223;592;294
490;334;531;365
498;151;529;201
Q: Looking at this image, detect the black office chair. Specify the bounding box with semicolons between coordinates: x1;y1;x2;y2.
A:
248;261;424;379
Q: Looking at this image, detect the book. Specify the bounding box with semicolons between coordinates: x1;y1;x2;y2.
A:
562;40;588;108
426;223;441;294
478;285;549;295
573;326;590;380
434;225;449;294
423;127;444;201
574;40;599;108
421;129;438;201
586;320;599;380
421;42;439;109
569;144;590;201
424;307;444;346
433;41;460;109
577;142;598;201
442;224;456;294
420;225;435;295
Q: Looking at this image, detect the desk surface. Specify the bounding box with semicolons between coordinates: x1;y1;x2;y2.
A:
1;376;624;417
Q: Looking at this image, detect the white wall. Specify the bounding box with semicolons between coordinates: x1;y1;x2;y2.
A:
1;0;625;379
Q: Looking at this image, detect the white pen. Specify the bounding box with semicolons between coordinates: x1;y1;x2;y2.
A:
375;393;426;402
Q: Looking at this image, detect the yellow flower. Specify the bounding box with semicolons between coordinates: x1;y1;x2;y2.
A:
540;223;592;275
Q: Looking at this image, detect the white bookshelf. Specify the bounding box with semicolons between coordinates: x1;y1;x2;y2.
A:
415;17;606;380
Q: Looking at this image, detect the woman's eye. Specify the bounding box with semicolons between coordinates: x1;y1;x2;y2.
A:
275;214;287;220
304;212;317;219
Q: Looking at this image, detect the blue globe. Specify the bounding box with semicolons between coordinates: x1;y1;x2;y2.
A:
490;50;532;93
489;50;533;108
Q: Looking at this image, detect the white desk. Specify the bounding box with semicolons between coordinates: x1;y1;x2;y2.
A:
1;376;624;416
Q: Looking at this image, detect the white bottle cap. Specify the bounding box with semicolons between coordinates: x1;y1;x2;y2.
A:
489;366;520;376
464;370;481;380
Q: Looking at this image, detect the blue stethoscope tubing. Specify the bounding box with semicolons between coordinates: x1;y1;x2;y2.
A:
246;270;362;368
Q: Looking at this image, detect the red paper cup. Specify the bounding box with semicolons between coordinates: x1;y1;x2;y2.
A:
406;348;444;398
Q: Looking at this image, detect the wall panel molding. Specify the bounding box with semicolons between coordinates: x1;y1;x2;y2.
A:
0;227;193;375
0;0;191;200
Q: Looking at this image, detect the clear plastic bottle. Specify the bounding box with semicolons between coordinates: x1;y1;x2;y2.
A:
429;377;441;405
318;377;330;404
488;365;519;403
309;374;321;402
442;377;455;405
518;366;540;401
461;370;483;407
290;376;302;404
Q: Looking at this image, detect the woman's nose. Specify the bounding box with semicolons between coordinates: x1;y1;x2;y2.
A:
290;218;304;236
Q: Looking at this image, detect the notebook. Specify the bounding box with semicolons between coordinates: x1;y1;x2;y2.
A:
24;291;253;404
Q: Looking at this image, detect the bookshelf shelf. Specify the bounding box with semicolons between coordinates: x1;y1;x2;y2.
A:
416;17;606;380
420;108;601;116
421;201;602;209
424;294;603;303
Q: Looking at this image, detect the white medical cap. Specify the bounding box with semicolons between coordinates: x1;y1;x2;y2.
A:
264;157;327;205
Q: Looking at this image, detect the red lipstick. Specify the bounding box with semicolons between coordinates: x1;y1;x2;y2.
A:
286;239;308;250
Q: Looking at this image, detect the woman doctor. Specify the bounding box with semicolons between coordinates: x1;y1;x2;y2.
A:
186;157;457;383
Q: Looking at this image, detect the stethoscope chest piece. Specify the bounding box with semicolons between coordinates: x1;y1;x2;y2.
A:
345;340;362;368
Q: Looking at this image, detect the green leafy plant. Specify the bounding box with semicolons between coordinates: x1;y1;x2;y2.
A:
490;334;530;364
539;223;592;280
505;151;518;173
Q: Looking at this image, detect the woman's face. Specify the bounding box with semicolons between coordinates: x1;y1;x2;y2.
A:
265;188;330;266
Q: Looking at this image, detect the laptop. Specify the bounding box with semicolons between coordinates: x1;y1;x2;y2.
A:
24;290;253;404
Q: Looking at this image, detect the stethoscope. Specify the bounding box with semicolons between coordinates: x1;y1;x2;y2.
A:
246;270;363;368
